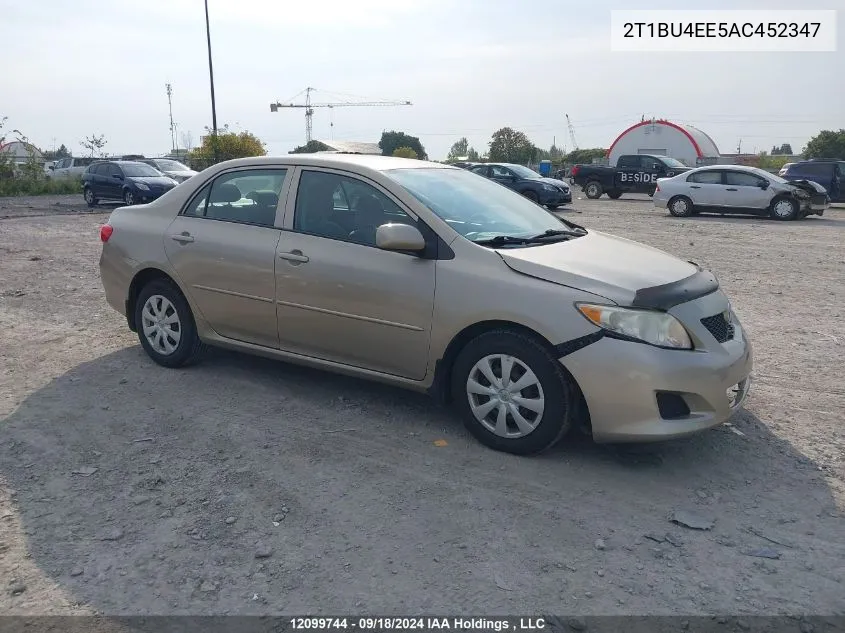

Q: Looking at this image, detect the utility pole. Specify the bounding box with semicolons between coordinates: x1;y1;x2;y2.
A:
166;83;176;153
204;0;219;161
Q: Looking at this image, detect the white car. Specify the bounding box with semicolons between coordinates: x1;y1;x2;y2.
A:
778;163;795;177
49;156;98;179
653;165;828;221
139;158;198;183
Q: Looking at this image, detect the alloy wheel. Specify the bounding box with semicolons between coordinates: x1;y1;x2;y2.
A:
466;354;545;438
141;294;182;356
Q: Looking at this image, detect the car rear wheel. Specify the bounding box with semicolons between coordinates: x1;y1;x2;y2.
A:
451;330;574;455
84;187;98;207
123;189;136;206
770;196;798;221
134;279;205;368
608;189;623;199
523;190;540;203
668;195;694;217
584;181;603;199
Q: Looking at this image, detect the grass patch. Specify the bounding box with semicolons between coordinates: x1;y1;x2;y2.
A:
0;178;83;197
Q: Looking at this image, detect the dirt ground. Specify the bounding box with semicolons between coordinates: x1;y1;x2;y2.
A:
1;192;843;617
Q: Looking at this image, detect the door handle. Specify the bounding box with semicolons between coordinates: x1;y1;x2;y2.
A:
690;185;701;189
726;188;738;191
170;233;194;243
278;250;309;263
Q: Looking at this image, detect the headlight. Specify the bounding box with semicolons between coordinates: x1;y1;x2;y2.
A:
135;183;150;191
542;184;557;192
576;303;693;349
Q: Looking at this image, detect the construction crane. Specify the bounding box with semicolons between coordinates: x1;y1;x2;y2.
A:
270;87;412;144
565;114;579;151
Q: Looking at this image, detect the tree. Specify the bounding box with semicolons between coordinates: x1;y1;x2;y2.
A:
189;129;266;167
392;147;418;159
80;134;107;158
180;131;194;151
466;147;480;161
55;144;70;158
379;131;427;160
564;148;607;165
803;130;845;159
771;143;794;155
289;140;330;154
447;137;469;160
488;127;535;164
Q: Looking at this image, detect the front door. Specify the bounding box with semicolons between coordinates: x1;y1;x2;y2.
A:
274;168;436;380
103;163;125;199
489;165;517;190
723;170;771;210
163;167;290;349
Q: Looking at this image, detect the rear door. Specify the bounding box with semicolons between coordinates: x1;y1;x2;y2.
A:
685;169;726;206
723;170;771;210
616;155;647;190
163;167;291;349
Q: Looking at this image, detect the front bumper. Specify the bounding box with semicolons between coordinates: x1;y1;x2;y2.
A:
800;195;828;216
560;291;753;442
539;189;572;206
134;186;175;203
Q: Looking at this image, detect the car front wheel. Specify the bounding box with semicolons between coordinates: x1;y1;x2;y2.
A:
124;189;136;206
451;330;574;455
134;279;205;368
770;196;798;221
584;181;603;199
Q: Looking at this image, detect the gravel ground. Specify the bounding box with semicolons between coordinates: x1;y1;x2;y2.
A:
0;193;843;616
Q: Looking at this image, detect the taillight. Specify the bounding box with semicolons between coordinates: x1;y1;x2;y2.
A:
655;183;661;192
100;224;113;242
571;165;580;177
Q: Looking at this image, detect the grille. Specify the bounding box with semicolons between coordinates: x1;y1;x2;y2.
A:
701;312;735;343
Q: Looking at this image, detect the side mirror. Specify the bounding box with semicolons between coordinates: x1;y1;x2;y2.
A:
760;180;769;189
375;223;426;252
48;165;55;170
112;174;123;180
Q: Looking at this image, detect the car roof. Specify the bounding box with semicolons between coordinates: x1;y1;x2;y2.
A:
208;154;453;172
693;164;765;172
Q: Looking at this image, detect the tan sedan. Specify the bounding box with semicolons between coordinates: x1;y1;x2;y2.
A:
99;155;752;454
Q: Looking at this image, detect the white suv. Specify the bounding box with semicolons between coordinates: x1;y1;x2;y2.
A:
49;157;98;180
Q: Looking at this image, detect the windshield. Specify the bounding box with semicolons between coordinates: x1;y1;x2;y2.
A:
507;164;541;179
660;156;686;168
153;159;190;171
122;163;163;178
385;167;579;244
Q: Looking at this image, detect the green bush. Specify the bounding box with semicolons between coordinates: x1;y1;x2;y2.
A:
0;177;83;197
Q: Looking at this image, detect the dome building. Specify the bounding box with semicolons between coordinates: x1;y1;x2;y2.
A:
607;119;720;167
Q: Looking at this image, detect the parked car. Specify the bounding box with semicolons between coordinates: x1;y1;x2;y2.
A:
654;165;828;220
571;154;691;199
48;156;98;179
780;159;844;202
99;154;753;455
83;160;178;207
777;162;795;177
139;158;198;183
469;162;571;208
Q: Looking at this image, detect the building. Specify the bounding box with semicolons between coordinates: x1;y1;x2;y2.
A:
313;140;381;155
0;140;44;165
607;119;720;167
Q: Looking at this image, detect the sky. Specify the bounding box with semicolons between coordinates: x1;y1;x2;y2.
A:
2;0;843;161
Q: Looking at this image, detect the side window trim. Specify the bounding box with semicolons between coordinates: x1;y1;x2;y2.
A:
179;167;292;227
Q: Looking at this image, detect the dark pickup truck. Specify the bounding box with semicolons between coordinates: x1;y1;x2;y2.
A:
571;154;691;199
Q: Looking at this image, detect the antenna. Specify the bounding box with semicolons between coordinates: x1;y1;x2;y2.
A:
166;83;177;152
566;114;579;150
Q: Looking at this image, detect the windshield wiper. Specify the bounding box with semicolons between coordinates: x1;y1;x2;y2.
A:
474;229;583;247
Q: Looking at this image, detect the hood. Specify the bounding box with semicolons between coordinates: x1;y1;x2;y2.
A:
129;176;177;187
497;230;705;306
538;177;570;189
786;179;827;195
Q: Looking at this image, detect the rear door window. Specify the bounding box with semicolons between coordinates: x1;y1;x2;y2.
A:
617;155;642;168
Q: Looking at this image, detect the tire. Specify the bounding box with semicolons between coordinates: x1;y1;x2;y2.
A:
134;279;206;368
770;196;798;221
584;181;603;199
450;329;574;455
84;187;98;207
523;190;540;203
123;189;136;206
607;190;623;200
668;195;694;217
